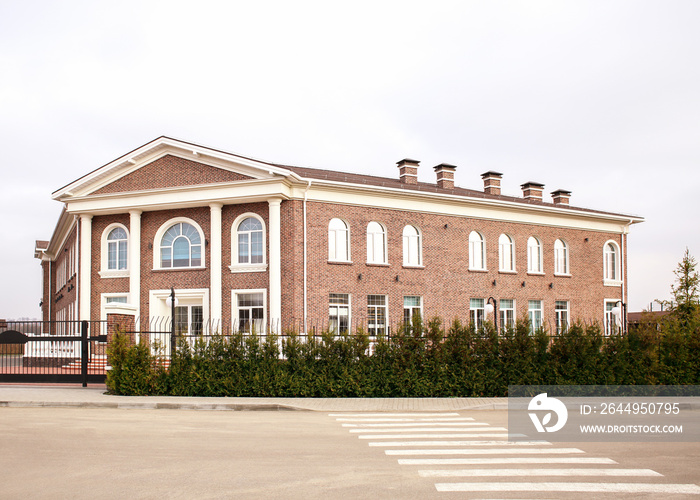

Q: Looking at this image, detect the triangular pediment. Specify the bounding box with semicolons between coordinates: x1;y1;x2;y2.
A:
53;137;292;200
92;154;255;195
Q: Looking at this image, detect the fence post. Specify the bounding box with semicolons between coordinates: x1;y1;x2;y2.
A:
81;320;89;387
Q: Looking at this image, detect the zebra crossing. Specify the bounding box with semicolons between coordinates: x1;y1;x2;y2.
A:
329;411;700;497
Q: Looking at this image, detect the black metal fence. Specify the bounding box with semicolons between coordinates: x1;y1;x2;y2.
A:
0;320;107;385
121;315;624;363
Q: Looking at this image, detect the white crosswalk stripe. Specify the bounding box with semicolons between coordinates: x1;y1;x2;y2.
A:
420;468;663;477
330;411;700;496
435;482;700;494
369;440;550;447
387;447;584;456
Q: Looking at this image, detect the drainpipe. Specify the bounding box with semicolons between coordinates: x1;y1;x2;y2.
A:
303;180;312;333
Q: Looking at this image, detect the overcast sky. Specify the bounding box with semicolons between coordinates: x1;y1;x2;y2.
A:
1;1;699;319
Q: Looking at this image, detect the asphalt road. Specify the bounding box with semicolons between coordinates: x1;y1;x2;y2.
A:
1;408;699;499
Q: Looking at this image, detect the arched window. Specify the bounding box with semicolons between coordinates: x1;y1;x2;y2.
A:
328;218;350;261
604;241;621;282
554;239;569;275
498;234;515;272
527;237;543;273
107;227;128;270
237;217;264;264
469;231;486;270
402;225;422;266
366;222;387;264
160;221;202;268
100;223;129;278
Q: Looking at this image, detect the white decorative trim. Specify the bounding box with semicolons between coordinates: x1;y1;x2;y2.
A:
604;279;623;287
152;217;206;270
230;212;267;269
149;288;210;322
231;288;268;332
229;264;268;273
100;223;130;277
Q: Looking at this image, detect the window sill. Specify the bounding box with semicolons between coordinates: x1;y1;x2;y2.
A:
99;270;130;279
554;273;572;278
604;279;623;287
498;270;517;275
230;264;268;273
402;264;425;270
328;260;353;265
366;262;390;267
468;268;488;273
527;271;545;276
152;266;207;272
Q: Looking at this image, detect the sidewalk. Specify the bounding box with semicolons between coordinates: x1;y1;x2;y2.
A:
0;384;508;412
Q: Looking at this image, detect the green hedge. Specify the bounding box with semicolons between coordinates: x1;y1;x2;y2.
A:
106;315;700;397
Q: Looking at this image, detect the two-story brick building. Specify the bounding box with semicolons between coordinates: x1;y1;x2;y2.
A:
35;136;643;335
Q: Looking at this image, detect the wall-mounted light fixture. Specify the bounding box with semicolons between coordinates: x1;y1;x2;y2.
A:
521;281;526;287
492;279;497;286
549;283;554;289
395;275;399;282
357;273;363;281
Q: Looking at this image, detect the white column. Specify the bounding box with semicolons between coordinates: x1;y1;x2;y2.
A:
79;214;92;321
210;203;223;330
268;199;282;332
129;210;142;319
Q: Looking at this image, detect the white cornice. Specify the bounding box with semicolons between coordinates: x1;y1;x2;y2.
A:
62;178;295;215
299;178;643;231
53;137;293;200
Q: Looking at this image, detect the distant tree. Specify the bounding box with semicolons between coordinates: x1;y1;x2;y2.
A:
670;248;700;329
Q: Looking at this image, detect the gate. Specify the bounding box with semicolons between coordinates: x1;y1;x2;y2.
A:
0;320;107;385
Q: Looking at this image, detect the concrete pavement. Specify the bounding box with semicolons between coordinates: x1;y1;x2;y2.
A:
0;384;507;411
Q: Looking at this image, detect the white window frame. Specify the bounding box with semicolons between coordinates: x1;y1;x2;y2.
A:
403;296;423;325
498;234;515;272
329;293;351;335
555;300;569;334
604;240;622;286
230;213;267;273
469;231;486;271
528;299;543;333
527;237;543;274
499;299;516;331
402;225;423;267
554;239;570;276
604;299;622;335
153;218;206;270
366;221;387;265
367;294;388;336
99;223;130;278
232;289;267;334
470;298;486;329
328;218;351;263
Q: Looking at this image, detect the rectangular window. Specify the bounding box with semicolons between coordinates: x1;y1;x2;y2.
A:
237;292;265;333
555;300;569;334
367;295;387;336
604;300;620;335
403;296;422;325
499;299;515;331
329;294;350;334
174;305;204;336
106;296;128;304
470;298;485;329
528;300;543;333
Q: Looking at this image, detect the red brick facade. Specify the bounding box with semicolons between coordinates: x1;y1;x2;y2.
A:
38;137;640;334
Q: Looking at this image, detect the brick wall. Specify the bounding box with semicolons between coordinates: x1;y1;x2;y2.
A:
93;155;253;195
303;200;624;329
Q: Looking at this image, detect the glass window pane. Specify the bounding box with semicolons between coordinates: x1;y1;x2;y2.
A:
160;247;171;268
173;237;190;267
